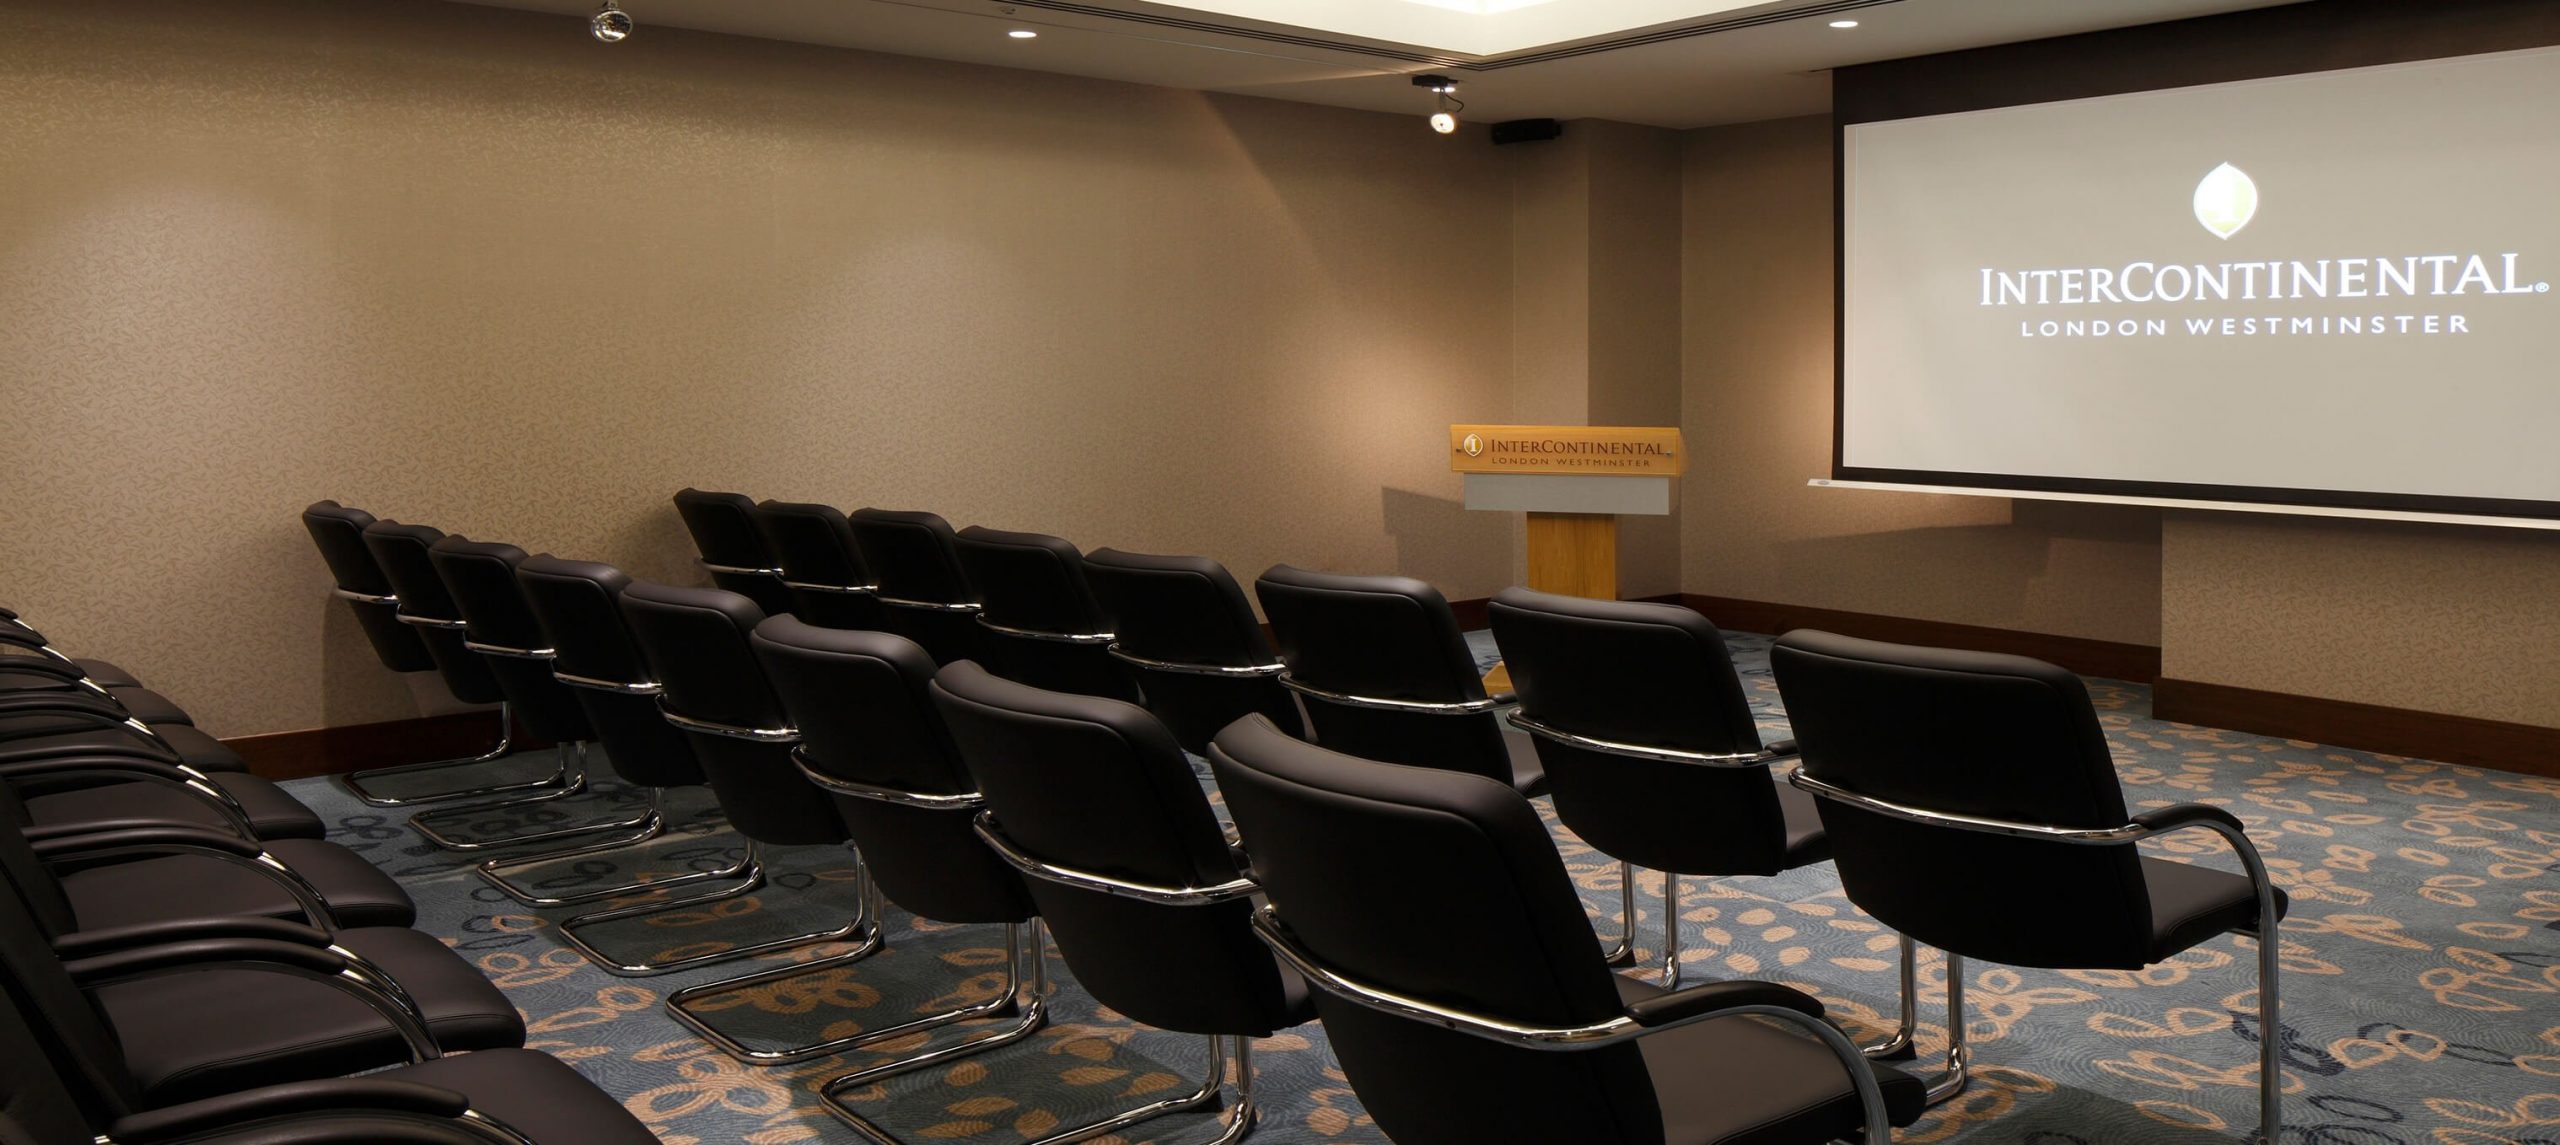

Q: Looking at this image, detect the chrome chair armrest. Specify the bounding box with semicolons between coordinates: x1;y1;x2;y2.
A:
1249;909;1891;1141
461;639;555;660
330;587;399;606
0;756;258;837
552;670;661;695
973;812;1257;905
782;579;880;595
1106;645;1285;678
54;915;335;960
974;617;1115;645
656;700;798;743
1280;675;1503;715
788;747;982;809
394;612;470;631
878;595;983;614
1506;711;1790;768
697;559;785;578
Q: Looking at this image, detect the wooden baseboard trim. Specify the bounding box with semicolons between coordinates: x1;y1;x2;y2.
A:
2153;678;2560;777
220;709;549;781
1673;594;2164;683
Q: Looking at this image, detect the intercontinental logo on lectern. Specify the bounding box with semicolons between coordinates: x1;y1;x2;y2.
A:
1460;432;1486;458
1447;425;1685;476
1974;160;2549;340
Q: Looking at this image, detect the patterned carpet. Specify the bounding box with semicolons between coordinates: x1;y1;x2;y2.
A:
289;631;2560;1144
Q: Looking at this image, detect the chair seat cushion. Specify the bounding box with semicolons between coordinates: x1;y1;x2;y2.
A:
107;686;192;727
380;1049;660;1145
21;772;324;840
2144;856;2289;962
0;723;249;774
72;658;141;687
1614;976;1925;1144
59;838;417;931
96;926;526;1106
1500;727;1549;798
1775;782;1830;870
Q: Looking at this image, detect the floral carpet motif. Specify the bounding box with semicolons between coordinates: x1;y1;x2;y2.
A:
290;631;2560;1143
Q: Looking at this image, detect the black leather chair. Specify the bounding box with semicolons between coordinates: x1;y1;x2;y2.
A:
927;661;1310;1145
606;583;877;978
0;617;247;775
846;508;986;665
673;488;794;617
1771;630;2289;1138
751;500;889;631
1253;565;1543;796
1487;588;1825;988
717;620;1044;1110
1081;548;1301;752
303;503;556;808
952;527;1137;701
4;780;415;932
6;728;323;842
483;555;745;910
0;917;655;1145
1205;715;1920;1145
0;845;523;1110
405;537;650;853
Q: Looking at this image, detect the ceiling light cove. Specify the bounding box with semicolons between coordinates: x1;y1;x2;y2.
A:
1139;0;1787;56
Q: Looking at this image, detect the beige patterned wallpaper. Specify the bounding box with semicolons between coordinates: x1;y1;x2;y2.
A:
0;0;1520;736
1678;117;2167;647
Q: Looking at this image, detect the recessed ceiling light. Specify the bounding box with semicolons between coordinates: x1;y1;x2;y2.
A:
1008;28;1038;38
1828;19;1859;28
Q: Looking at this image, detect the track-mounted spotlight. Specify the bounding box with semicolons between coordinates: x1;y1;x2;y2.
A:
592;1;633;43
1414;75;1463;136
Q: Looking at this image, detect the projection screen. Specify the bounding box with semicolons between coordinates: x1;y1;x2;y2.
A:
1838;45;2560;520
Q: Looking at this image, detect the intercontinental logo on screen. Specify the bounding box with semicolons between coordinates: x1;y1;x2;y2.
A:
1977;162;2550;340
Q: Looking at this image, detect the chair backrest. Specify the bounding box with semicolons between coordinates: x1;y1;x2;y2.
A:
356;522;505;704
930;662;1298;1037
299;501;434;673
1253;565;1509;785
427;538;592;743
618;582;846;847
1487;588;1788;875
1080;548;1301;750
1206;716;1664;1143
846;509;985;665
672;488;794;616
750;500;887;631
1769;630;2154;969
515;556;703;790
951;527;1135;701
746;619;1032;926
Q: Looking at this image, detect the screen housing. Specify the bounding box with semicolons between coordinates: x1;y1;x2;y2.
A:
1830;0;2560;522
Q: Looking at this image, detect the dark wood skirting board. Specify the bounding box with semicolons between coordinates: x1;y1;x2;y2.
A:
2153;678;2560;779
221;709;549;781
1673;594;2164;683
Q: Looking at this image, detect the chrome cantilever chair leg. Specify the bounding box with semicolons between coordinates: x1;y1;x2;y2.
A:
473;787;754;907
1598;858;1638;967
1860;935;1921;1061
1658;873;1684;991
554;840;876;977
672;889;1041;1068
814;919;1054;1123
339;702;575;808
408;742;649;851
832;1029;1257;1145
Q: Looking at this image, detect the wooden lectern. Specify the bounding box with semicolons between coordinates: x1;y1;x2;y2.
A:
1451;424;1683;690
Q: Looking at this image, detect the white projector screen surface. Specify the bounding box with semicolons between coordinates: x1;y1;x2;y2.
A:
1841;46;2560;517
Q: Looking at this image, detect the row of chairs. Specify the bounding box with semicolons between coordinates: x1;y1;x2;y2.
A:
673;488;2291;1143
0;611;658;1142
288;492;2288;1143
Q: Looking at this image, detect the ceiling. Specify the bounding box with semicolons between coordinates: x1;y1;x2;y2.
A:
447;0;2307;130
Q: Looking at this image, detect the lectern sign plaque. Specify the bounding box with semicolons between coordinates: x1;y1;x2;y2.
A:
1447;425;1685;477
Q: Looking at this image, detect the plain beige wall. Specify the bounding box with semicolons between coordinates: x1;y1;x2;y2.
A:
1679;116;2166;647
0;0;1521;736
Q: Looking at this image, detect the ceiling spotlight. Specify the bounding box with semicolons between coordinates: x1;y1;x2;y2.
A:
1828;18;1859;27
1413;74;1463;136
1008;28;1038;38
591;1;633;42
